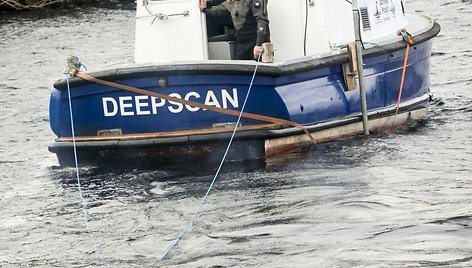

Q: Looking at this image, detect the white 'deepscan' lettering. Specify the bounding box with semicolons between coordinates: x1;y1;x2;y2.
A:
102;88;239;117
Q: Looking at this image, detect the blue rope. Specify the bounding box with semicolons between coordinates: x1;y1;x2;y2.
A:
66;76;109;267
159;52;264;261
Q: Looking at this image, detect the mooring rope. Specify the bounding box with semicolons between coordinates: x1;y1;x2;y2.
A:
74;72;315;143
158;51;264;261
64;50;302;261
392;29;414;128
65;76;109;267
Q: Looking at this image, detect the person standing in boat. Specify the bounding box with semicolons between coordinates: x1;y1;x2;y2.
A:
199;0;270;60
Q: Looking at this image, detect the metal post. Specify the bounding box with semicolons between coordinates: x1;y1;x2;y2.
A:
352;0;369;135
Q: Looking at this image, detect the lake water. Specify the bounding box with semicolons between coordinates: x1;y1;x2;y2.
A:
1;0;471;267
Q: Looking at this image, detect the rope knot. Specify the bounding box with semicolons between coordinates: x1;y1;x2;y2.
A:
397;28;414;46
66;56;87;76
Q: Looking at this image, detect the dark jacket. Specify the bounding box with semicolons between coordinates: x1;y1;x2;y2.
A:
204;0;270;59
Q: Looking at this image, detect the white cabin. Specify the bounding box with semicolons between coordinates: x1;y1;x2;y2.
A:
134;0;408;64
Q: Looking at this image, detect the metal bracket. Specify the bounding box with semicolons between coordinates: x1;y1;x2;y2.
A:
151;10;190;25
155;11;189;20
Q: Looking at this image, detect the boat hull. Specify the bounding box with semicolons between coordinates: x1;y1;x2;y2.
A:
49;97;429;167
48;22;440;167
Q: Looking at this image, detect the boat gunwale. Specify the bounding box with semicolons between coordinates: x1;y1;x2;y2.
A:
53;21;440;90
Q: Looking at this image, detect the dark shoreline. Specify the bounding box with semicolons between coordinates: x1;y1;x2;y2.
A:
0;0;134;12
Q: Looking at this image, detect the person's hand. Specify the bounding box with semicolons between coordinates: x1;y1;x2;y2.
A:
253;46;264;60
198;0;207;12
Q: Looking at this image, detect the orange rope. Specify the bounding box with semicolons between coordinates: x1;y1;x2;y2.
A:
392;29;414;128
74;71;316;144
395;42;411;115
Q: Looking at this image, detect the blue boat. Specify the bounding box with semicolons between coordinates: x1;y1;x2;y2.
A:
48;0;440;166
